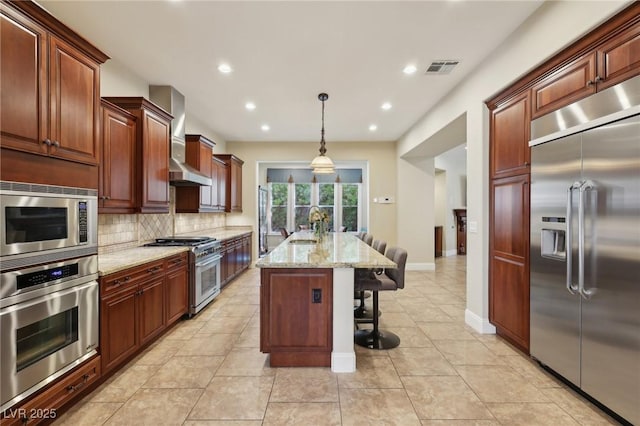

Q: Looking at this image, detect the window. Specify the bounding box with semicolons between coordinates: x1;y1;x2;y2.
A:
268;181;361;233
270;183;288;232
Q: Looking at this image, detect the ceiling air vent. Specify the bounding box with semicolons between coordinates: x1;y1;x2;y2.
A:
425;60;459;75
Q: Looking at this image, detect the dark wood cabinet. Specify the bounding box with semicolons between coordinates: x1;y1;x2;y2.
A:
0;3;105;166
100;285;138;374
489;174;530;352
453;209;467;255
175;134;217;213
138;274;166;346
490;91;530;179
0;356;101;426
260;268;332;367
165;253;189;324
434;226;443;258
531;17;640;119
212;156;227;211
103;97;172;213
214;154;243;212
596;22;640;90
220;233;252;288
0;1;108;189
99;99;137;213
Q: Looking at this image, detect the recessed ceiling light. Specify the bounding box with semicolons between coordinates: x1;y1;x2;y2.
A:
245;102;256;111
261;124;270;132
369;124;378;131
381;102;392;111
403;64;417;75
218;63;232;74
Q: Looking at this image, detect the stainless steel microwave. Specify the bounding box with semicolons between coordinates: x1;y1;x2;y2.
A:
0;181;97;270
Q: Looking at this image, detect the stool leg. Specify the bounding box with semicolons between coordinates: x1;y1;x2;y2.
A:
354;291;400;350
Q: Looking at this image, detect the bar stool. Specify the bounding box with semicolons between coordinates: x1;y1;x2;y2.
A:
363;233;373;246
354;240;386;319
280;228;289;238
354;247;408;350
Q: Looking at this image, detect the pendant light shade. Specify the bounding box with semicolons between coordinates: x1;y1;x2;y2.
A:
310;92;335;174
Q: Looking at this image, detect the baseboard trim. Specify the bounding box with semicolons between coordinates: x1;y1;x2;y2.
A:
465;309;496;334
331;352;356;373
406;262;435;271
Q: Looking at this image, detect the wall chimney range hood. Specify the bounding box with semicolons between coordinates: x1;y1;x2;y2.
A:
149;85;212;186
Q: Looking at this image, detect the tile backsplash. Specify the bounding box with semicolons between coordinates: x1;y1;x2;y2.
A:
98;189;226;254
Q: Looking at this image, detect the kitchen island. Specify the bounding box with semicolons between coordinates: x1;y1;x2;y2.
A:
256;232;396;372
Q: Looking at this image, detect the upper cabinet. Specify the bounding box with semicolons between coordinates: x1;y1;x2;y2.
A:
214;154;243;213
531;16;640;119
175;134;217;213
490;91;530;179
99;99;137;213
0;2;107;166
103;97;172;214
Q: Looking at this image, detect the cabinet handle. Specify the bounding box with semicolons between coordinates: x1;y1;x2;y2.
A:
66;374;89;393
53;140;60;148
43;139;52;146
124;276;131;282
172;258;183;264
595;75;603;83
147;266;161;274
586;80;594;87
524;161;530;166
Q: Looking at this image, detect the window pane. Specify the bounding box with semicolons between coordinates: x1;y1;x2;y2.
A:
342;184;359;232
294;184;311;229
319;184;335;230
270;183;288;231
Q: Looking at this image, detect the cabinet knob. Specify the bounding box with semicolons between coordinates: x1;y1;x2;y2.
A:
595;75;603;83
524;161;530;166
43;138;52;146
586;80;594;87
53;140;60;148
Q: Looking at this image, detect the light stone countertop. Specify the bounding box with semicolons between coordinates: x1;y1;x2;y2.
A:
176;227;253;241
98;246;190;276
256;232;396;269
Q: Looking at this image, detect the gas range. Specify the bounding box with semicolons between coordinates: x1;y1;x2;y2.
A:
145;236;222;315
145;236;220;259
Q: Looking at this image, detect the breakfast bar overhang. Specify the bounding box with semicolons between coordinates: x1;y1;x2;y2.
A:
256;232;396;372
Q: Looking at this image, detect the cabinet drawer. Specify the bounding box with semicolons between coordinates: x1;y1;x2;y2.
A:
165;252;188;272
101;260;165;296
1;356;100;425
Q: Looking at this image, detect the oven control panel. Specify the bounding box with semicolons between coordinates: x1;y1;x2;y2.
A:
17;264;79;290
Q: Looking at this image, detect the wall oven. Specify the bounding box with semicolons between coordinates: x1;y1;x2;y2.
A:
0;256;99;412
0;181;97;271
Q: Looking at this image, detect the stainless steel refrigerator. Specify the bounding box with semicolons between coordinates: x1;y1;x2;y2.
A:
530;75;640;425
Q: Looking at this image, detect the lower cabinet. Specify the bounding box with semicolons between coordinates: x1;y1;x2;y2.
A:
0;356;101;426
220;233;252;288
99;252;188;375
260;268;333;367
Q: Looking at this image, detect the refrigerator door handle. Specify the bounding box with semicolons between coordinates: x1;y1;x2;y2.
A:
566;181;583;294
578;180;596;299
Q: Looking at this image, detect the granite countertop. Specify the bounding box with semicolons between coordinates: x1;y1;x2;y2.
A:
256;232;396;269
98;246;189;276
98;227;253;276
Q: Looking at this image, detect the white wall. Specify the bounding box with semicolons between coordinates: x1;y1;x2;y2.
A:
435;144;467;255
396;0;630;333
100;58;226;149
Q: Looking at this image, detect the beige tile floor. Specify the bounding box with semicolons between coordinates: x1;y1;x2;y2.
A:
57;256;618;425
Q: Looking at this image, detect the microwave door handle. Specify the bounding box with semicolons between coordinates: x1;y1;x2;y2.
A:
578;180;595;299
566;182;582;295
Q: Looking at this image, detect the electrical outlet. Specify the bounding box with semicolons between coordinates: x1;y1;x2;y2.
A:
312;288;322;303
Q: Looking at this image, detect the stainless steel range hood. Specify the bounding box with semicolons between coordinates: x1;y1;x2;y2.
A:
149;85;212;186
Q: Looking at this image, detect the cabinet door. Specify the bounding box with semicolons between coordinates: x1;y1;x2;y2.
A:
138;276;166;346
531;53;596;119
489;174;530;352
218;162;227;211
141;110;170;212
230;160;243;212
100;286;138;374
596;23;640;90
100;102;136;212
166;265;188;325
490;92;531;179
0;5;48;155
48;35;101;165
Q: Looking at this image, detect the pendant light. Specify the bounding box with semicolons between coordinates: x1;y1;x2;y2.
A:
310;92;335;174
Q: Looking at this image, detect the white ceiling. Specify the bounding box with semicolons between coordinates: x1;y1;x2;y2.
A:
38;0;543;143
